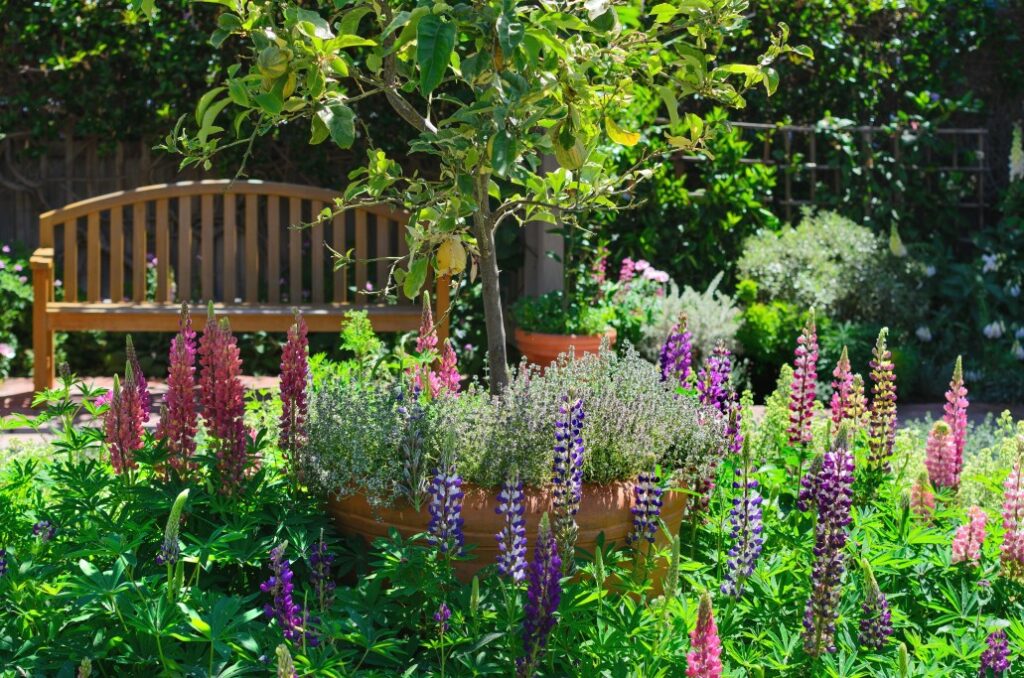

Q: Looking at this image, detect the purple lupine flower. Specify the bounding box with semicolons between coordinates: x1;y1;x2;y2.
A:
434;602;451;634
725;394;743;456
552;396;585;519
428;459;465;556
802;427;855;658
495;475;528;582
0;548;7;577
126;335;152;420
979;630;1011;676
659;315;693;385
697;344;732;414
627;471;664;546
156;304;198;478
858;562;893;650
260;543;313;644
787;314;818;446
33;520;56;542
308;536;336;612
279;312;310;458
516;514;562;678
721;439;764;598
867;328;898;472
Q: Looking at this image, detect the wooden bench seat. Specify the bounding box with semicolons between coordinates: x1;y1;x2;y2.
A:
31;179;448;391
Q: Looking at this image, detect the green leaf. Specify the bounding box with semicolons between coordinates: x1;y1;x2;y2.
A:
310;115;329;145
317;103;356;149
340;7;373;35
416;15;456;96
657;86;679;126
253;90;283;116
227;79;249;107
763;67;779;95
650;2;678;23
332;35;378;49
194;87;226;127
604;117;640;147
403;257;428;299
490;129;515;175
496;15;524;54
293;8;334;39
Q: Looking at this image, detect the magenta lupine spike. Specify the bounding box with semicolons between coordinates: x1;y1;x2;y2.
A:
432;339;462;397
279;312;310;458
627;471;664;547
104;368;143;475
867;328;898;471
858;562;893;650
952;506;988;566
943;356;968;482
515;514;562;678
979;630;1011;676
697;344;732;414
198;308;249;494
721;439;764;598
126;335;152;421
156;304;198;478
787;313;819;446
659;314;693;386
924;421;960;490
1000;454;1024;580
495;474;527;582
686;592;723;678
830;347;855;426
802;427;855;658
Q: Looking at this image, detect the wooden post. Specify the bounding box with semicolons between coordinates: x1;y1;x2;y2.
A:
31;249;55;392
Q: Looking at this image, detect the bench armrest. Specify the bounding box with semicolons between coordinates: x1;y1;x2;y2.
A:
30;247;54;270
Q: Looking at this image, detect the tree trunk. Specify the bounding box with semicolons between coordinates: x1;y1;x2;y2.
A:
473;177;509;395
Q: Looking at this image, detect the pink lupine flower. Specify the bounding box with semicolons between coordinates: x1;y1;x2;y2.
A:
279;312;310;457
951;506;987;566
686;592;723;678
104;369;143;475
910;474;935;522
156;304;198;478
126;336;152;420
94;389;113;408
618;257;636;284
787;313;819;446
416;294;438;355
1000;456;1024;580
942;356;968;480
924;421;960;490
199;307;249;495
431;339;461;397
830;347;854;426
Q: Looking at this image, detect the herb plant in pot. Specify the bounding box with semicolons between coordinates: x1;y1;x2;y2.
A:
302;346;725;581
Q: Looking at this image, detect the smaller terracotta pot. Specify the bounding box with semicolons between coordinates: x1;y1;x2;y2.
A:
327;481;686;582
514;327;617;369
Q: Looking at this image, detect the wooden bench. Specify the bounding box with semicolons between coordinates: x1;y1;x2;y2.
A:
30;179;449;391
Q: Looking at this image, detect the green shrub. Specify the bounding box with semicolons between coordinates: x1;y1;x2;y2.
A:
641;273;741;367
0;244;33;378
736;300;809;395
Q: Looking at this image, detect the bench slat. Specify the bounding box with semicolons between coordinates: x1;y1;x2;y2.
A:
132;203;147;302
111;207;124;302
201;194;214;301
64;220;78;302
245;194;258;304
289;197;301;305
87;212;101;302
332;211;346;303
224;194;237;303
355;210;367;302
311;201;325;304
268;195;280;303
156;198;170;303
178;196;192;301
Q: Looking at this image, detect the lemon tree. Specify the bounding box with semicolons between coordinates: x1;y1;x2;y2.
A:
156;0;803;393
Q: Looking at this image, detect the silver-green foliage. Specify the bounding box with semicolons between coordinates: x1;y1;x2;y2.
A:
641;272;741;364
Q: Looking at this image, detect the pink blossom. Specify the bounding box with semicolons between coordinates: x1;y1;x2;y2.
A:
910;475;935;522
279;312;310;457
126;336;151;420
104;369;143;475
686;593;723;678
924;421;960;490
787;314;819;446
1001;458;1024;580
951;506;987;566
829;347;854;426
0;343;14;360
430;339;461;397
199;307;249;495
156;304;198;478
942;356;968;482
618;257;636;284
416;294;438;355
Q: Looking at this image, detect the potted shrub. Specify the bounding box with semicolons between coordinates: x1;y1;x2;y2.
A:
301;348;725;580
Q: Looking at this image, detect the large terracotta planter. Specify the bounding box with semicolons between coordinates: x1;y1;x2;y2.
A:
514;327;617;369
328;481;686;581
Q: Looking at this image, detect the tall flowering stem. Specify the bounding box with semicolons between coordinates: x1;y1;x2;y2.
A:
830;346;854;426
495;474;527;582
279;311;310;459
104;368;143;475
260;543;314;645
156;304;198;478
275;644;298;678
721;438;764;598
924;421;960;490
198;307;249;495
628;471;664;561
308;534;336;614
431;339;462;397
428;458;465;556
847;374;869;426
942;356;968;483
515;514;562;678
787;313;819;446
1000;450;1024;580
158;488;190;603
952;506;988;566
867;328;898;472
552;396;585;571
686;592;723;678
697;344;732;414
802;426;855;658
979;630;1011;677
858;560;893;650
659;314;693;386
126;335;152;420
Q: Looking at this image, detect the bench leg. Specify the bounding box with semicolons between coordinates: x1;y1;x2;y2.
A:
32;268;54;393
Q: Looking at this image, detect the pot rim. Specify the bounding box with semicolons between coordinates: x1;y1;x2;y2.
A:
513;326;618;341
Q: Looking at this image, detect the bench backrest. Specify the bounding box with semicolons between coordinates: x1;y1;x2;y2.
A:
38;180;410;306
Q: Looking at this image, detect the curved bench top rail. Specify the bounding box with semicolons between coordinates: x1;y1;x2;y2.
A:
38;179;406;243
